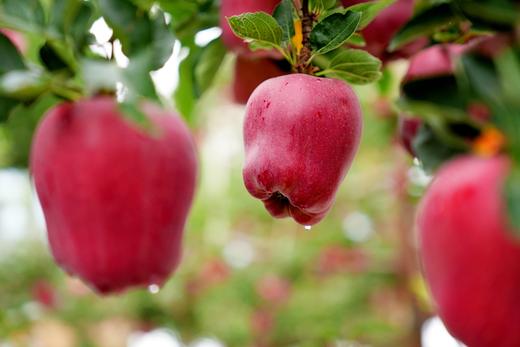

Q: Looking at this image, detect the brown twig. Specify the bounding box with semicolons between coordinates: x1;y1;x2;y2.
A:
295;0;317;74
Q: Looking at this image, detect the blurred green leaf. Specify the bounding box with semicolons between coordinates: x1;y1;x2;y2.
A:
0;33;25;75
81;59;122;95
273;0;296;44
194;39;227;96
310;11;361;54
457;0;520;29
413;124;466;173
2;93;60;167
0;70;50;100
347;0;396;30
390;3;460;51
98;0;152;55
0;96;17;123
505;166;520;234
175;50;196;123
0;0;45;33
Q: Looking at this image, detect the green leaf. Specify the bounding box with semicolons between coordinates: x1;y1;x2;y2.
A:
310;11;361;55
459;54;501;107
0;70;50;100
0;0;45;33
39;42;72;72
403;75;467;110
0;96;18;123
346;0;396;30
273;0;295;44
457;0;520;28
118;101;155;135
98;0;152;56
504;166;520;234
346;33;365;47
2;93;60;167
194;39;227;96
149;14;176;71
227;12;283;50
0;33;25;75
495;49;520;107
321;49;381;85
175;50;197;123
158;0;198;26
123;50;159;101
48;0;82;34
81;59;122;95
413;124;466;173
389;3;460;51
309;0;337;13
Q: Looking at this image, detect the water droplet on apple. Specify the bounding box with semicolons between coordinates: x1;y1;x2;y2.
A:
148;284;160;294
304;225;312;231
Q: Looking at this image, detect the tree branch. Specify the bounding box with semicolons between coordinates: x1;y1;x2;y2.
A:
296;0;317;74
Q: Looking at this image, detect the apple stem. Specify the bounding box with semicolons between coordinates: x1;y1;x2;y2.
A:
296;0;316;75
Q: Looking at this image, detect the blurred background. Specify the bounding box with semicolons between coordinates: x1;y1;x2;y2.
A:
0;13;466;347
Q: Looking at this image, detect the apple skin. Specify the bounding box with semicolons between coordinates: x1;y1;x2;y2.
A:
404;44;465;82
342;0;425;61
232;55;289;104
243;74;362;225
220;0;281;58
417;156;520;347
31;97;198;294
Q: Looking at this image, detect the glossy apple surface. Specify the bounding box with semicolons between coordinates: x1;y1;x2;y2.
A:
417;156;520;347
243;74;362;225
31;97;198;294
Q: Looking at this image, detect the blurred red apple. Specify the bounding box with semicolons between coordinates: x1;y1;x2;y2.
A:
256;275;291;304
417;156;520;347
317;246;369;274
404;44;465;82
0;28;26;53
243;74;362;225
232;55;289;104
31;97;198;294
220;0;281;58
32;280;57;309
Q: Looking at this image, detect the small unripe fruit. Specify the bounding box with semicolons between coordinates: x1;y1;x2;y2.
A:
417;156;520;347
243;74;362;225
31;97;198;294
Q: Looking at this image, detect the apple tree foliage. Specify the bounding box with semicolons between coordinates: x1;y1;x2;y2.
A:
0;0;519;219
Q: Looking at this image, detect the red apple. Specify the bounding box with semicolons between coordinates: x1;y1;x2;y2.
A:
397;115;421;156
243;74;362;225
232;55;289;104
0;28;26;53
220;0;281;58
404;44;466;82
31;97;198;294
342;0;425;61
417;156;520;347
